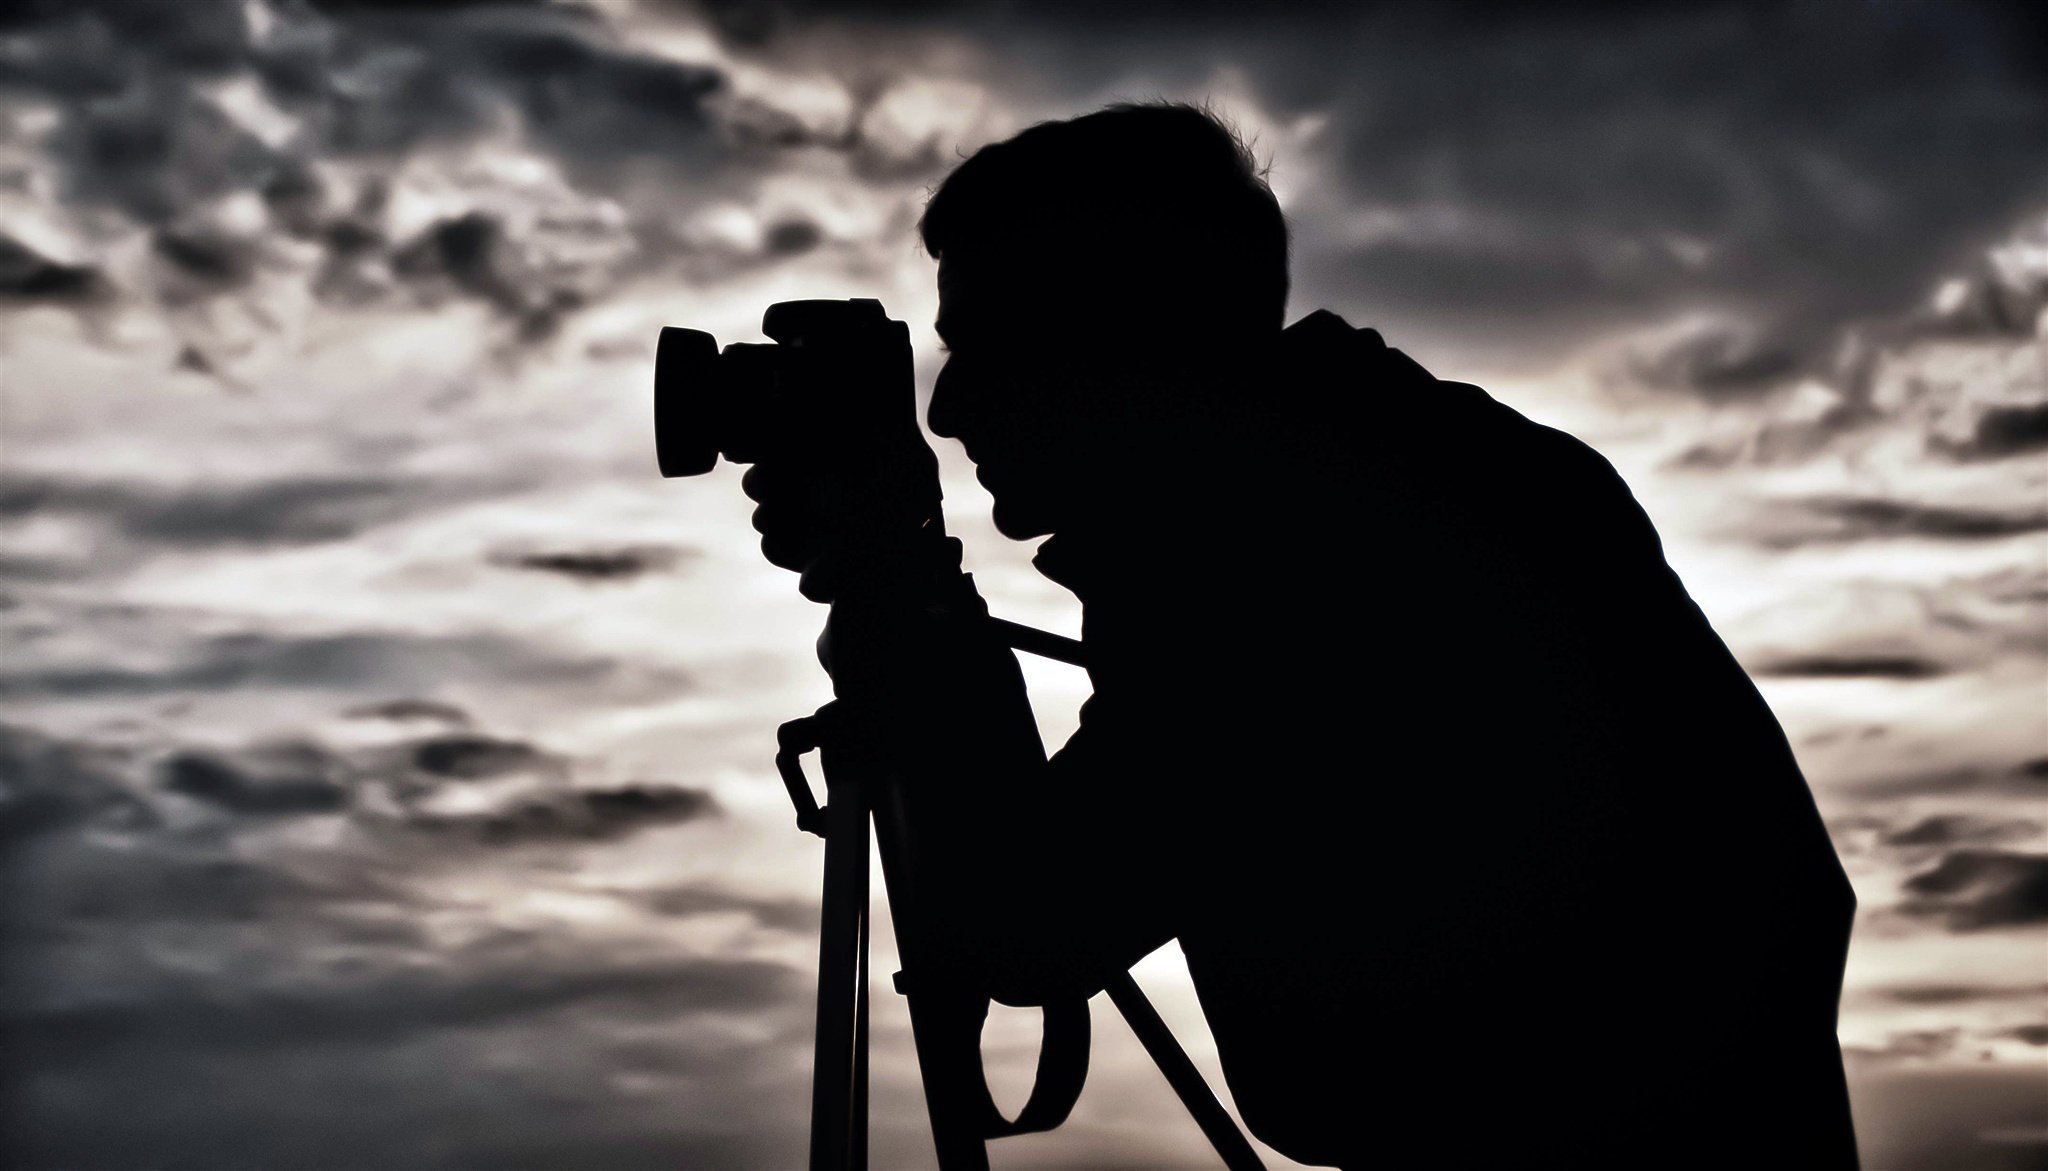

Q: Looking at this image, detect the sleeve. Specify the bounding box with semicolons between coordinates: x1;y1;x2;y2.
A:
911;688;1182;1008
835;577;1179;1009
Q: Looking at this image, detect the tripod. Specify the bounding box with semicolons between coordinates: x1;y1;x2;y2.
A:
775;614;1269;1171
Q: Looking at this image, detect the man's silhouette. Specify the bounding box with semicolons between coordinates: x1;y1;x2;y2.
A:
746;102;1859;1169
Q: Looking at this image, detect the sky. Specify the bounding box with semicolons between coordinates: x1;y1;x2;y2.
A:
0;0;2044;1167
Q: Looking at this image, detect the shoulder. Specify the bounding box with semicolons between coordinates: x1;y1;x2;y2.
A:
1378;349;1651;521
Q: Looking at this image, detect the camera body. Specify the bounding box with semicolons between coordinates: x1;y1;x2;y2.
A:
655;298;950;598
655;297;920;477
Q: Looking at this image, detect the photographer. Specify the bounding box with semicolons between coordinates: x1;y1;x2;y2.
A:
741;102;1860;1170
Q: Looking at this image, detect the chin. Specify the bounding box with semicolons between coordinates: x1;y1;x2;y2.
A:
990;497;1055;541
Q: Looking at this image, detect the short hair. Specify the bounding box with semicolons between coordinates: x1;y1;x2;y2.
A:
918;100;1290;332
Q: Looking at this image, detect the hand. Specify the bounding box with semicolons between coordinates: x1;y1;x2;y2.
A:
740;458;837;587
739;434;941;603
816;574;1044;778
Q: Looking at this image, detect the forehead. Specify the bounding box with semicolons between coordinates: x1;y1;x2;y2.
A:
935;258;998;341
934;256;1076;343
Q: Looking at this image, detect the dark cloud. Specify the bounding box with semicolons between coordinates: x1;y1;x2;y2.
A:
1752;654;1947;681
46;76;282;227
1899;850;2048;931
763;217;824;256
0;0;865;353
0;723;150;844
1625;321;1804;398
37;849;397;927
0;235;109;303
344;697;473;724
1843;1027;1962;1062
1881;815;2045;849
620;883;818;932
410;732;555;780
493;544;696;582
1912;235;2048;339
1745;496;2048;550
1658;211;2046;467
0;473;452;549
1269;2;2048;366
1842;758;2048;800
0;627;677;701
386;210;588;341
11;951;792;1056
2000;1024;2048;1046
15;0;727;198
1936;404;2048;462
410;781;719;846
152;227;266;302
1871;983;2048;1007
159;744;350;816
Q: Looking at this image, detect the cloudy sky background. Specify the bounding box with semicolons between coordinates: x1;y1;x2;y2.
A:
1;0;2044;1167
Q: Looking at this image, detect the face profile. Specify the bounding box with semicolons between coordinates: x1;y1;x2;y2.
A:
927;257;1115;541
917;103;1291;548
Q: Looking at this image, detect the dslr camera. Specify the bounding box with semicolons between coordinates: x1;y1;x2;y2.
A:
653;298;953;599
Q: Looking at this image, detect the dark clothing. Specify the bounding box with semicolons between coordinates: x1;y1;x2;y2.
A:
916;311;1859;1168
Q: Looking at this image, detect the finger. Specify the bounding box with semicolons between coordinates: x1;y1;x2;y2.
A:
797;561;839;604
757;514;832;573
741;463;788;505
759;532;816;573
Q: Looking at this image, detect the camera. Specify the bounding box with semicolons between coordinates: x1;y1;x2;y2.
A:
654;298;950;597
654;297;921;477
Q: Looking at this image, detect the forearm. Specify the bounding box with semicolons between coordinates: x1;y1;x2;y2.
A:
819;567;1163;1004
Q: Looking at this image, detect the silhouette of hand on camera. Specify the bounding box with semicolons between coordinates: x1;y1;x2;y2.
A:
739;432;944;605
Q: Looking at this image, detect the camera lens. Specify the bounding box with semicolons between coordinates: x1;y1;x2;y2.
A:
654;326;721;477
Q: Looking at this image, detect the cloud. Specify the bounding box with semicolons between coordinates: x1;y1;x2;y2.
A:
1269;3;2048;366
11;949;793;1057
1935;403;2048;461
1899;850;2048;930
3;705;797;1168
19;1;726;211
319;728;725;845
1881;815;2045;849
1752;654;1947;681
0;472;474;549
1839;757;2048;800
0;722;152;844
491;543;698;583
0;0;966;371
159;742;350;816
408;781;720;846
1656;209;2047;470
0;234;109;303
1869;982;2048;1007
343;697;473;724
0;627;681;701
409;732;557;780
616;883;818;932
1843;1027;1962;1062
1624;318;1804;398
1744;496;2048;551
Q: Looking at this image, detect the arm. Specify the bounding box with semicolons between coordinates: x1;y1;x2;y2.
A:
818;565;1175;1007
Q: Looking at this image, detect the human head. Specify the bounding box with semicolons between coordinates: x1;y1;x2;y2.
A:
919;100;1291;540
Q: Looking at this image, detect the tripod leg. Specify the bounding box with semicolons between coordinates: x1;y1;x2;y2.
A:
854;897;869;1160
1105;972;1267;1171
809;778;870;1171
